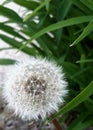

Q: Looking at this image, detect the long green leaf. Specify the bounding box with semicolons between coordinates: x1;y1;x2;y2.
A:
0;23;26;40
23;0;51;21
20;16;93;50
80;0;93;11
72;0;92;14
0;5;22;23
60;61;85;86
68;113;89;130
57;0;72;20
56;0;72;43
0;58;16;65
50;81;93;120
70;19;93;46
0;34;37;56
76;59;93;63
22;22;54;56
13;0;39;10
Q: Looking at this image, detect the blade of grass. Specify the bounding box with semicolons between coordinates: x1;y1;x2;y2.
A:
70;19;93;46
72;0;92;14
23;0;51;21
22;22;55;56
0;23;26;40
56;0;72;43
0;5;22;23
59;61;85;86
5;0;39;10
68;112;89;130
20;16;93;50
80;0;93;11
76;59;93;63
0;58;16;65
0;34;37;56
49;81;93;121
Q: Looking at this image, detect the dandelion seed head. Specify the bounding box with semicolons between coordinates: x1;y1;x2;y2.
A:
3;57;68;120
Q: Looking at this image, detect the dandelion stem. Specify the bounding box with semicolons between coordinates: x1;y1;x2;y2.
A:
51;115;62;130
52;118;62;130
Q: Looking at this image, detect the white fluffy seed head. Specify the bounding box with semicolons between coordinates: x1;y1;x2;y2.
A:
3;57;68;120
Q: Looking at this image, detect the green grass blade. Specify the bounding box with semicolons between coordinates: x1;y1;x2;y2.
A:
56;0;72;43
80;0;93;11
72;0;92;14
60;61;85;86
68;113;89;130
0;34;37;56
70;19;93;46
2;0;39;10
0;58;16;65
0;23;26;40
0;5;22;23
57;0;72;20
23;0;51;21
76;59;93;63
22;22;55;56
13;0;39;10
49;81;93;121
20;16;93;50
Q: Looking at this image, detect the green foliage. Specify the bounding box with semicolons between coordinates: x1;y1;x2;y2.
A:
0;0;93;129
0;5;22;23
0;58;16;65
51;81;93;120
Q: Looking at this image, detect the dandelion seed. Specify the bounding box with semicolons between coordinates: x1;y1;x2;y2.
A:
3;57;68;120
